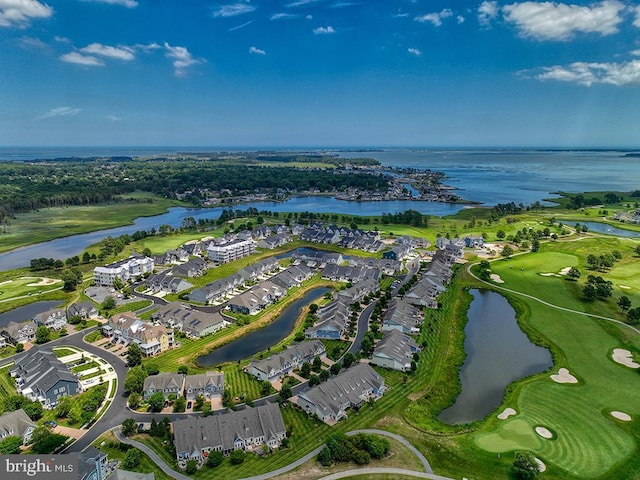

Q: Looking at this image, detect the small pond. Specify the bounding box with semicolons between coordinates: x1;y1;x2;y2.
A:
579;221;640;238
438;289;552;424
197;287;329;366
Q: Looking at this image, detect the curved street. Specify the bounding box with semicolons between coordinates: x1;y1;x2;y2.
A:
113;426;448;480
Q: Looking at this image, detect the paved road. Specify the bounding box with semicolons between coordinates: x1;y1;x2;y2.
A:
317;468;454;480
113;426;442;480
114;428;192;480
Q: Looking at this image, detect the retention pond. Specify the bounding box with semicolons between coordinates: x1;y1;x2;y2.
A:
438;289;552;424
197;287;329;367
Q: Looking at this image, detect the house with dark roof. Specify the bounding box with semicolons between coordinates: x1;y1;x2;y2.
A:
184;372;224;401
296;363;386;424
33;308;67;331
143;373;186;400
247;340;326;381
371;330;421;371
173;403;286;464
381;299;423;334
10;347;80;409
1;321;36;344
0;409;36;444
67;301;99;320
152;302;230;338
78;446;109;480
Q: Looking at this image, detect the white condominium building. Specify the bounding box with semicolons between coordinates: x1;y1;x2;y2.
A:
93;255;154;286
207;238;255;264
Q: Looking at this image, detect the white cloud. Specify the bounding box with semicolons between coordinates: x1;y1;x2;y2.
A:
271;12;296;20
531;60;640;86
164;42;204;77
457;15;465;23
503;1;624;41
54;35;71;43
393;12;410;18
212;2;255;18
81;0;138;7
249;46;266;55
415;9;453;27
305;14;313;20
0;0;53;28
287;0;321;7
81;43;135;60
478;0;498;26
228;20;253;31
313;25;335;34
631;49;640;56
135;42;161;52
105;114;122;121
407;47;422;56
35;106;82;121
633;5;640;28
19;35;48;49
60;51;105;66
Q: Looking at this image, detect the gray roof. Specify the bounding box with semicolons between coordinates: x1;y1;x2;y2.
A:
143;373;185;393
153;302;227;335
184;372;224;391
0;409;35;439
173;403;285;455
113;470;155;480
298;363;384;419
249;340;325;376
10;347;79;399
373;330;420;366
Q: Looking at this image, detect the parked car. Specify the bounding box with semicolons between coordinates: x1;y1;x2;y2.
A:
45;421;57;428
187;401;192;409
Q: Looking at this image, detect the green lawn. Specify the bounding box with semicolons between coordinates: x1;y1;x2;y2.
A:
0;193;185;253
471;247;640;478
0;276;63;301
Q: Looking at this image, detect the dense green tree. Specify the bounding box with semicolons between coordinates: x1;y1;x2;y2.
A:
312;355;322;372
121;418;137;437
23;401;43;421
618;296;632;312
185;459;198;474
126;342;142;367
300;362;312;377
123;448;141;469
260;381;272;396
512;451;540;480
279;383;293;403
206;450;224;468
128;392;141;409
173;396;186;413
342;352;355;368
101;296;116;311
496;230;506;240
148;392;164;413
330;362;342;375
501;245;514;259
35;326;51;344
0;436;23;454
317;447;333;466
230;449;246;465
567;267;581;281
30;427;68;454
177;365;189;375
124;366;147;394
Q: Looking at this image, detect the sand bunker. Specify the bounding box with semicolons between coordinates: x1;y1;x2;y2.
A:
612;349;640;369
539;273;555;277
619;285;631;289
497;407;516;420
26;277;61;287
535;427;553;439
559;267;572;275
535;458;547;473
490;274;504;283
611;411;632;421
550;368;578;384
0;280;12;286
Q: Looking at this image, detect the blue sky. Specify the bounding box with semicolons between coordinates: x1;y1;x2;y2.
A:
1;0;640;147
